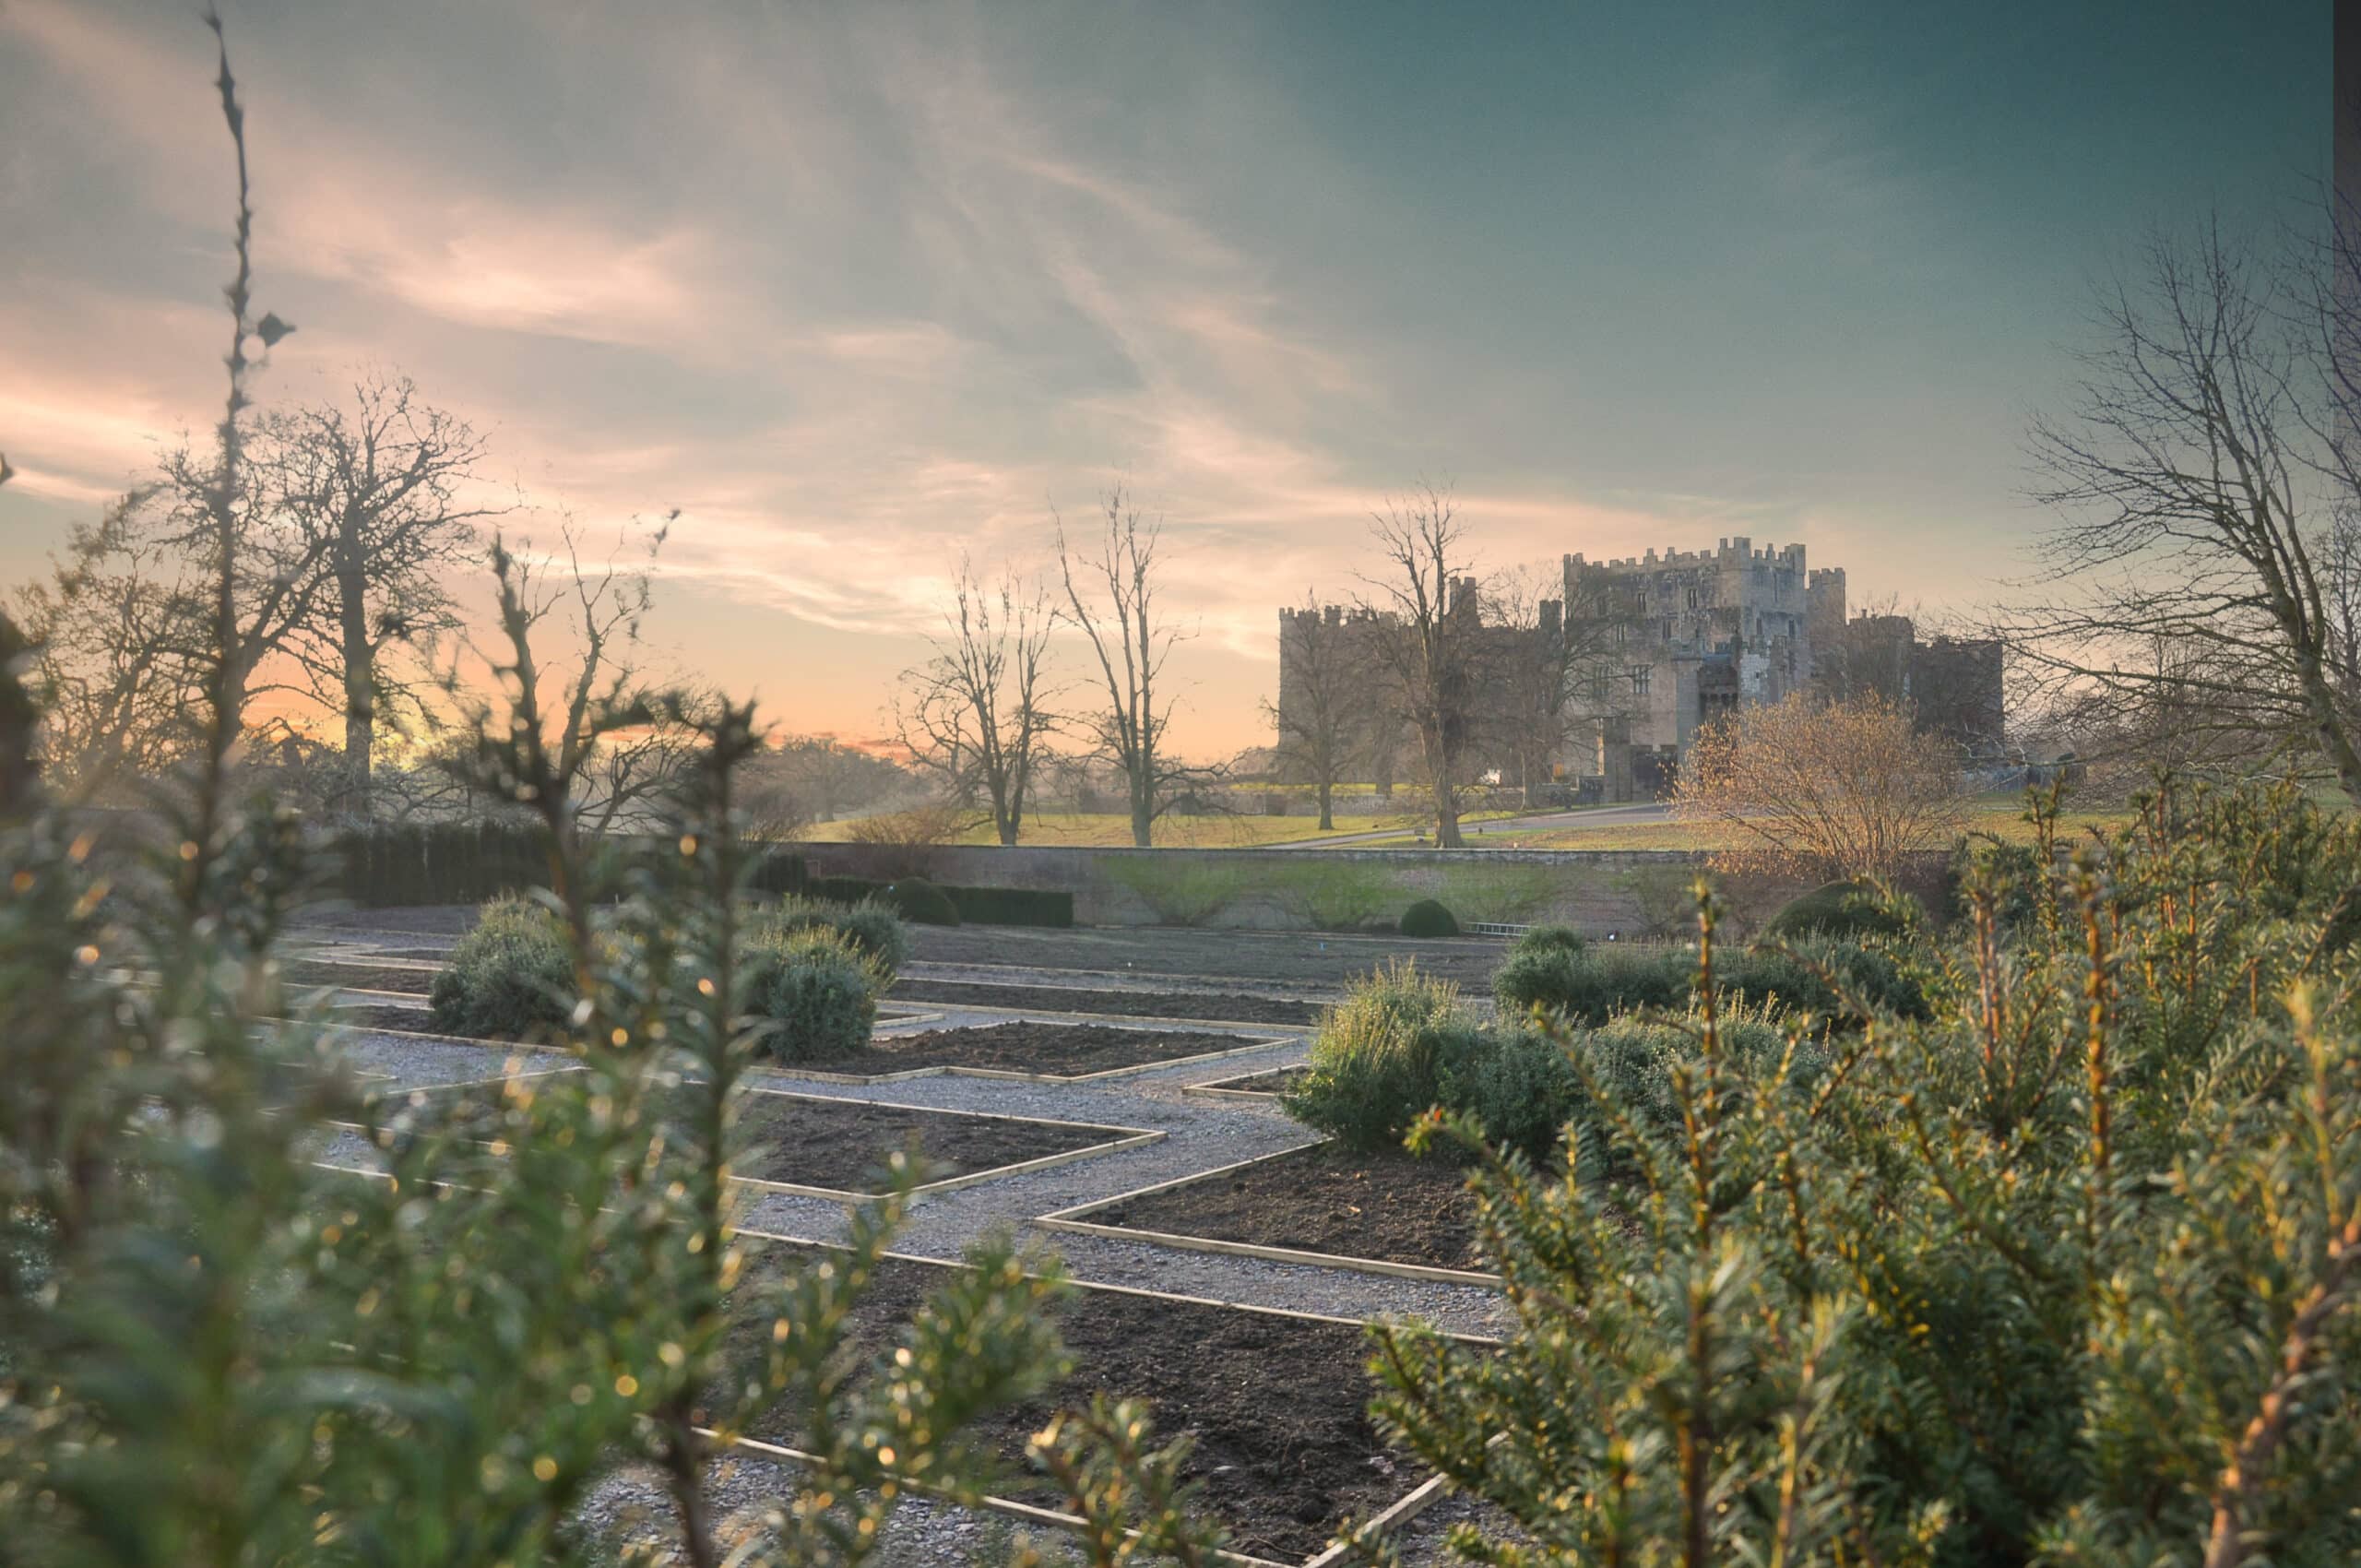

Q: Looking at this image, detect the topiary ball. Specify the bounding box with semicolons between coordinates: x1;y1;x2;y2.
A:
1399;897;1460;938
1763;880;1909;942
885;878;961;926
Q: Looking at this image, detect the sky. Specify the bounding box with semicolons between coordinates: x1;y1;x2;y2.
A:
0;0;2331;759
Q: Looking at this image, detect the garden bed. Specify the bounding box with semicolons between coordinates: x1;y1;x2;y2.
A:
726;1090;1156;1195
285;957;434;995
1186;1065;1310;1099
735;1238;1442;1563
358;1081;1154;1199
1040;1143;1490;1285
787;1021;1277;1081
326;1001;442;1033
888;977;1323;1026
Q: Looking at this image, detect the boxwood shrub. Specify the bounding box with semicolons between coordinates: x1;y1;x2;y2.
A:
1283;960;1466;1151
1493;937;1926;1028
428;897;575;1039
883;877;960;926
766;893;910;983
1763;880;1911;941
743;926;878;1063
1511;923;1586;958
1399;897;1460;938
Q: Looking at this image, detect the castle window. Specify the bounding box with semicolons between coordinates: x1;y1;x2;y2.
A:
1628;665;1654;697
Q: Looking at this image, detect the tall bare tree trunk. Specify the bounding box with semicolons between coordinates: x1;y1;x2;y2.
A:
337;557;374;815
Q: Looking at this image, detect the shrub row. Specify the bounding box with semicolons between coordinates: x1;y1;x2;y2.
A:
1282;960;1815;1165
802;873;1073;928
337;820;547;907
431;892;910;1060
330;826;1071;928
1491;934;1923;1027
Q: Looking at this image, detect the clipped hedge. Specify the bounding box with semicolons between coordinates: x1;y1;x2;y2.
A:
882;877;961;927
1492;936;1925;1028
337;820;546;908
943;883;1075;928
1399;898;1460;938
804;872;1073;929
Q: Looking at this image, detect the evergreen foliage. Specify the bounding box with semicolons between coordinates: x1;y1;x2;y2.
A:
1492;934;1925;1028
1764;877;1913;940
1511;922;1587;957
425;895;575;1039
883;875;962;925
1284;960;1469;1151
0;30;1224;1565
743;924;881;1063
1400;897;1460;938
765;891;910;982
1363;780;2361;1567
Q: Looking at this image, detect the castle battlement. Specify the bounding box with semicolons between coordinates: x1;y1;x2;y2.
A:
1567;537;1808;575
1275;528;2003;803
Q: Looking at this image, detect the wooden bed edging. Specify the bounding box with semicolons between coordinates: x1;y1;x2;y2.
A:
760;1031;1300;1086
1034;1143;1505;1291
708;1431;1299;1568
1181;1064;1307;1102
723;1085;1165;1205
324;1076;1165;1208
312;1010;1299;1087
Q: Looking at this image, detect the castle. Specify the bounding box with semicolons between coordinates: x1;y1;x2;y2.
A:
1275;537;2004;802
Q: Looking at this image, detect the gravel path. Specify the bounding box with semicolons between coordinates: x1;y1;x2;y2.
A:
289;917;1517;1563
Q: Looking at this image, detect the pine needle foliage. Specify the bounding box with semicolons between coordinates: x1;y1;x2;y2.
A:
1363;779;2361;1568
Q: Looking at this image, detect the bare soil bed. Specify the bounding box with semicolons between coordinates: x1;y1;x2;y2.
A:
795;1021;1257;1078
326;1002;442;1033
286;957;433;995
729;1092;1131;1193
1196;1066;1311;1095
368;1082;1130;1195
737;1239;1425;1562
1091;1144;1482;1274
889;977;1323;1026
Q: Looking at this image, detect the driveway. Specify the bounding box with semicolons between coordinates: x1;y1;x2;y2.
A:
1275;801;1672;849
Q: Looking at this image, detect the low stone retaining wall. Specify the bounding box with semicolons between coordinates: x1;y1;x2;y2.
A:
786;840;1878;934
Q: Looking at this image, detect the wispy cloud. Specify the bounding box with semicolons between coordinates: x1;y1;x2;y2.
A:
5;0;2267;754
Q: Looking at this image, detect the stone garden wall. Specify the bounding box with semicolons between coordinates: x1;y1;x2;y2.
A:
786;840;1906;935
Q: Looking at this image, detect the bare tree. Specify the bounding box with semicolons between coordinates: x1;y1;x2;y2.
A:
11;376;487;813
896;556;1058;845
1485;562;1634;806
1263;595;1369;831
1054;485;1199;847
759;735;912;823
439;517;676;846
2009;220;2361;803
737;747;815;841
1358;482;1480;847
255;374;496;814
1672;692;1969;884
13;495;207;795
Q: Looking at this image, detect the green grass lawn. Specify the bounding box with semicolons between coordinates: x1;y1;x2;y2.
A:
801;795;2152;853
1390;794;2142;852
800;807;1525;849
